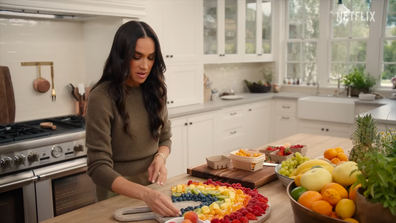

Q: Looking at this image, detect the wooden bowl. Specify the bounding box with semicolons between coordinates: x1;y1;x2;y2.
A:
286;182;350;223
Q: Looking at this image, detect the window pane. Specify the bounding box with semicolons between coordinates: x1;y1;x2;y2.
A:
304;17;319;39
262;1;271;53
334;0;352;10
331;63;349;78
331;41;348;62
225;0;238;54
302;42;317;61
389;0;396;13
289;0;303;19
304;63;317;82
333;16;350;38
349;41;367;62
350;63;366;73
385;14;396;37
204;0;218;55
382;64;396;86
305;0;320;17
352;0;371;12
384;40;396;62
287;63;300;79
289;20;302;39
287;42;301;61
352;17;370;37
246;0;256;54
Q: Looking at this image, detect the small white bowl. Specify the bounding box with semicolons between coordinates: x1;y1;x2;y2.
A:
359;93;376;101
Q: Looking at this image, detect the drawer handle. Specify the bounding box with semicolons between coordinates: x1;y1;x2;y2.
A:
282;117;290;120
230;112;237;116
230;131;237;134
321;128;324;131
326;128;329;132
282;106;290;109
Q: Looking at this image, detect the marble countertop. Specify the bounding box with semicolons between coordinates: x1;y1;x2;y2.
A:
168;92;396;124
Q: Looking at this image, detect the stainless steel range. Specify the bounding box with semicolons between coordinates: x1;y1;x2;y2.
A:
0;115;96;223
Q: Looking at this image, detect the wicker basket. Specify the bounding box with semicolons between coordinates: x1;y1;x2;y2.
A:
259;145;280;156
229;149;265;172
206;155;231;169
289;145;308;156
269;150;294;163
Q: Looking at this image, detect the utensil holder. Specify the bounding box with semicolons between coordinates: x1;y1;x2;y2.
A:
76;101;86;116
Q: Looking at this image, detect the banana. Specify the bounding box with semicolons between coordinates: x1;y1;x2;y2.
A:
294;159;333;175
298;168;311;175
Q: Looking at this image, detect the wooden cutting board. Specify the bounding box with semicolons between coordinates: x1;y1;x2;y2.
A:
0;66;16;125
187;163;277;189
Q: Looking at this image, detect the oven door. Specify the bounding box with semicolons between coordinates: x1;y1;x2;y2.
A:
0;170;38;223
33;157;96;222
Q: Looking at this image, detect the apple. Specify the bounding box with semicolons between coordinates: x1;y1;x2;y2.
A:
332;161;360;186
300;168;333;191
184;211;198;223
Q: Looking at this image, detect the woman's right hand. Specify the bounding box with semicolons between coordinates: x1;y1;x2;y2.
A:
143;189;181;217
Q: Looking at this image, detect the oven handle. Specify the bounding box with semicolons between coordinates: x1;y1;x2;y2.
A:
0;176;38;189
37;163;87;180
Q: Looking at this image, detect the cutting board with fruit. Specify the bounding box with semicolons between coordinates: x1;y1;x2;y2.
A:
187;164;277;189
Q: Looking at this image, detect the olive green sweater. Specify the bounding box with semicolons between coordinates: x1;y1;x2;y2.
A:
85;82;172;191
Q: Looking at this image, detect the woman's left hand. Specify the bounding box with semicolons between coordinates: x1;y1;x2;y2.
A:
148;156;167;185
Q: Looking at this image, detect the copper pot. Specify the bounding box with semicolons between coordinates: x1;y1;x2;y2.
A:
33;65;50;93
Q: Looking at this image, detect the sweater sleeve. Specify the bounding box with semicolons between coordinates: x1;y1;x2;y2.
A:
85;89;121;191
159;105;172;153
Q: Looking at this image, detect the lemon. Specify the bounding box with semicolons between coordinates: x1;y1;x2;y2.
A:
343;218;359;223
335;199;356;219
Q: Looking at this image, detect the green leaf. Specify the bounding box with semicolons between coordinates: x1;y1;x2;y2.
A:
376;170;389;187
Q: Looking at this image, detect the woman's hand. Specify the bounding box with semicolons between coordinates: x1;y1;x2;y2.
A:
148;155;167;185
143;189;180;217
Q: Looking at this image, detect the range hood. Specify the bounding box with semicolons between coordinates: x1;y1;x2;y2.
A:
0;0;146;20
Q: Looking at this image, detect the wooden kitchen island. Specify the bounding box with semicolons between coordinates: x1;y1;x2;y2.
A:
43;134;353;223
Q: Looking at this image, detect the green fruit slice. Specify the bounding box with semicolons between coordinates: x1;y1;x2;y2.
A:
191;188;202;195
290;186;307;201
207;191;221;196
172;192;182;197
216;195;229;200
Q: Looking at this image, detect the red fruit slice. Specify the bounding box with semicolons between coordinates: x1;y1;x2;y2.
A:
231;220;241;223
245;213;257;220
253;210;262;216
239;217;249;223
254;206;266;214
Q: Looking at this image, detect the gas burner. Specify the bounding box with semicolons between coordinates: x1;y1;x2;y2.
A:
1;124;51;141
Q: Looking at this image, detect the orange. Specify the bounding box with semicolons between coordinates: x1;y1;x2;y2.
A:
298;191;323;209
335;199;356;219
321;183;349;199
343;218;359;223
311;200;333;216
349;184;362;202
322;188;342;206
294;174;303;187
337;152;348;161
330;212;339;219
324;148;338;160
335;147;344;153
331;158;341;164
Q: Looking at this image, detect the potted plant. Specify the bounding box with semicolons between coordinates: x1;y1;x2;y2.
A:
341;68;377;97
349;115;396;223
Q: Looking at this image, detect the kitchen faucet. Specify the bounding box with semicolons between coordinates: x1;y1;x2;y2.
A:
316;81;320;95
330;77;345;97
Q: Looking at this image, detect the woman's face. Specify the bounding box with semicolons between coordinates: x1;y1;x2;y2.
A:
126;37;155;87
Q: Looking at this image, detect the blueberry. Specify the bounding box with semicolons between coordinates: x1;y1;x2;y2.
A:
177;197;182;202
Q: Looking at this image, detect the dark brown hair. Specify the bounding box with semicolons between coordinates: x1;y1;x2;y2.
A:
92;21;166;140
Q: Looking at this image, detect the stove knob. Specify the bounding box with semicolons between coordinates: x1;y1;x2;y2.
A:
73;143;84;152
28;152;39;162
14;154;26;165
0;156;13;168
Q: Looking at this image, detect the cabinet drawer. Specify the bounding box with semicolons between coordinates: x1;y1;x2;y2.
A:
275;100;297;114
220;106;245;122
221;121;245;141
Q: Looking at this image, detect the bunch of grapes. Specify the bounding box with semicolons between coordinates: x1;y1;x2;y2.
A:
278;152;310;177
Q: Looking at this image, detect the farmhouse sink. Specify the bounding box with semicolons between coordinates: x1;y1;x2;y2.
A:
298;96;358;124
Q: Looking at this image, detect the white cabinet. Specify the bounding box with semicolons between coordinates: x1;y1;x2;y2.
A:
273;100;299;141
0;0;146;18
377;123;396;134
245;101;270;149
165;64;203;108
299;120;353;138
203;0;273;64
144;0;202;64
168;111;218;175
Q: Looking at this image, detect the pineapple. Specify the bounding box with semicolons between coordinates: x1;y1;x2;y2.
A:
349;114;380;163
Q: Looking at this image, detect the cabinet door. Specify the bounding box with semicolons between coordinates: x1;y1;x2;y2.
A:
167;117;188;178
299;122;327;136
245;101;270;149
164;0;202;64
187;112;217;167
275;114;297;141
144;0;166;52
220;120;246;154
165;64;203;108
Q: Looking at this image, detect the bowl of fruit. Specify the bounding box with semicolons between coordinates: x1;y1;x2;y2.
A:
274;152;311;187
244;80;272;93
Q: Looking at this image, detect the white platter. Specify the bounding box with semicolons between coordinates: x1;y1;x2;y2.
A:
220;95;244;100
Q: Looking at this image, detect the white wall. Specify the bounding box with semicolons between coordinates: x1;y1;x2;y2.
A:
0;17;86;121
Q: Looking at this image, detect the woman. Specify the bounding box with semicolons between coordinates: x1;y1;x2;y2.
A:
85;21;180;217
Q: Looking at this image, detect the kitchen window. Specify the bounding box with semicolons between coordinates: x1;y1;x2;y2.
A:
381;0;396;87
285;0;320;84
330;0;371;83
